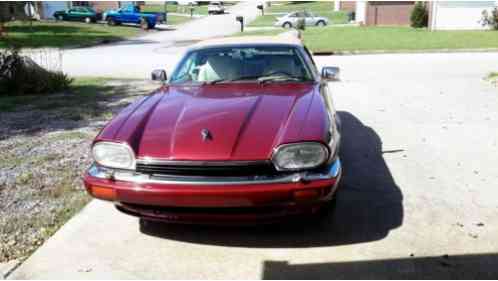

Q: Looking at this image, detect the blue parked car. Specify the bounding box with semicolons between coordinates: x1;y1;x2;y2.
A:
105;5;164;29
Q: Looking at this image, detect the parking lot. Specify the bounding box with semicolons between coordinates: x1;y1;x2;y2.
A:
9;51;498;279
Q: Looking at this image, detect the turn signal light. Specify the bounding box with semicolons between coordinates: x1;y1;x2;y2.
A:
293;189;320;202
90;185;117;201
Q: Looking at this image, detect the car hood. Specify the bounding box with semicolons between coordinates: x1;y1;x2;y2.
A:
97;83;328;161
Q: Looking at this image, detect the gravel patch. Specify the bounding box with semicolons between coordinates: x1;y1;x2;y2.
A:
0;79;156;263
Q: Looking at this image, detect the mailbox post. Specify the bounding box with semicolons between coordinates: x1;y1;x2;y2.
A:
236;16;244;32
257;4;264;16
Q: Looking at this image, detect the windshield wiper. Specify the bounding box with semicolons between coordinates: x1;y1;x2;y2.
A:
208;75;262;85
258;75;310;84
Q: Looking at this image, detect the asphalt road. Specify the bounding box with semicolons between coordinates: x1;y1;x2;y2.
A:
9;52;498;279
27;1;260;79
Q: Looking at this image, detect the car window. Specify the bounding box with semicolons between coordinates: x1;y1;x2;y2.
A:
170;46;313;84
295;12;305;18
304;11;313;17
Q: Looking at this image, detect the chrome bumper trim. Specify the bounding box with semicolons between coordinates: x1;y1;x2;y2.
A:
88;159;341;186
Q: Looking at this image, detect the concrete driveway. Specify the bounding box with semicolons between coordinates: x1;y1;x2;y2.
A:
9;52;498;279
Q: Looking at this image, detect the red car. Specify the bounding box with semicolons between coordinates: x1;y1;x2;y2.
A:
84;36;342;224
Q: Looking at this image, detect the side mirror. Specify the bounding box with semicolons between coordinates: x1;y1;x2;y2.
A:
321;66;340;81
151;69;167;82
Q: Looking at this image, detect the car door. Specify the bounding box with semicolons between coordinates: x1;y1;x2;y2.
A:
304;11;316;26
66;9;77;21
293;12;305;25
70;7;85;21
121;6;139;23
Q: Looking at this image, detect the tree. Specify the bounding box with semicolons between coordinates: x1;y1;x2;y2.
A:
481;7;498;30
410;2;428;28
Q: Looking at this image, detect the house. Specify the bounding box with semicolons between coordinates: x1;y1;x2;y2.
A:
352;1;497;29
335;1;356;13
38;1;140;20
1;2;37;21
355;1;415;26
428;1;498;30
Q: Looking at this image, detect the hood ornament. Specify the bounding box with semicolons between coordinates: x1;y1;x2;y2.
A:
201;129;212;142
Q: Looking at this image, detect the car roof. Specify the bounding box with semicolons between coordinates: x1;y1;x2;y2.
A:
189;36;303;50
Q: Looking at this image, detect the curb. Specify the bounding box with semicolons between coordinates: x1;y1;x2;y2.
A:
0;259;21;280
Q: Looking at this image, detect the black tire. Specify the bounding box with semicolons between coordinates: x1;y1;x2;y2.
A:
140;18;149;30
316;20;326;27
282;22;292;28
107;18;116;26
56;15;64;21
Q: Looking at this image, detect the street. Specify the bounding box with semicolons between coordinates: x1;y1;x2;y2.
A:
9;50;498;278
45;1;259;79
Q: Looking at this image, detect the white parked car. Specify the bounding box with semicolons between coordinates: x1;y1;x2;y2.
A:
274;11;329;28
208;2;225;15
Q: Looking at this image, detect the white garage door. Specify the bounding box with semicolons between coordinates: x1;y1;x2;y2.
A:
432;1;497;30
41;1;70;19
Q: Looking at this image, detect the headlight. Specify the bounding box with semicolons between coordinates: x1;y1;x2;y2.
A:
92;142;135;170
272;142;329;171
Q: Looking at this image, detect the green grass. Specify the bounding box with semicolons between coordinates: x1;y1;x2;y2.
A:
235;26;498;53
249;1;348;27
248;15;279;27
301;26;498;52
1;77;115;113
487;72;498;80
0;21;141;49
167;15;194;25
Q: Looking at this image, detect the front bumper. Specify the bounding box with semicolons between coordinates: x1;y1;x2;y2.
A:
83;159;342;223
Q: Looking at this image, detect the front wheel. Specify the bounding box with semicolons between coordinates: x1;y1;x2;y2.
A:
84;17;91;24
56;15;64;21
282;22;292;28
107;18;116;26
316;20;326;27
140;18;149;30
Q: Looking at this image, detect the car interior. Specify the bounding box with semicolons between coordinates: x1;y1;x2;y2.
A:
178;48;307;83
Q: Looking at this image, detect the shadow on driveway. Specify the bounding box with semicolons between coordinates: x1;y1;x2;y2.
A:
139;111;404;247
262;253;498;279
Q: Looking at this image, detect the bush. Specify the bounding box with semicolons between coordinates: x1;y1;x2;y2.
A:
410;2;428;28
0;47;73;96
481;7;498;30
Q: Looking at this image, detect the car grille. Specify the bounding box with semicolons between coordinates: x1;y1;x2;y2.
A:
135;162;279;177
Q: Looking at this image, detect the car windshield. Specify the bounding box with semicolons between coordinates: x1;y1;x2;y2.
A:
169;46;313;84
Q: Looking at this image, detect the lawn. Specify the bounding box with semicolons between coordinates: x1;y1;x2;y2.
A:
0;77;156;262
234;26;498;53
301;26;498;52
0;21;141;49
166;15;194;25
249;1;348;27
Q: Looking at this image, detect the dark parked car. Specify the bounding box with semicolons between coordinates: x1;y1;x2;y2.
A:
53;7;98;23
84;36;342;225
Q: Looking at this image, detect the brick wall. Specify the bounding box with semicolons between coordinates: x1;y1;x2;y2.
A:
339;1;356;13
366;1;415;26
90;1;120;13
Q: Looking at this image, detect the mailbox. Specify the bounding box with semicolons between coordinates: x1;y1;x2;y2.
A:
236;15;244;32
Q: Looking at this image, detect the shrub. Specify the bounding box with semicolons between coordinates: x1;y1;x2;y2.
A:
0;47;73;96
481;7;498;30
410;2;428;28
